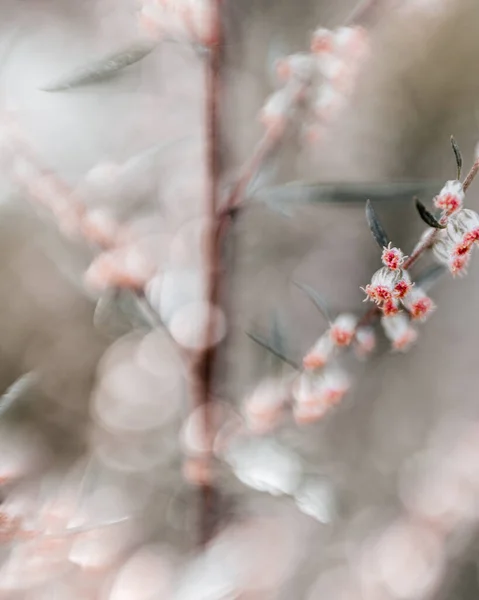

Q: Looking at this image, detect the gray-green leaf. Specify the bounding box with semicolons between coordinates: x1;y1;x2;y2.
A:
366;199;390;249
293;281;332;323
0;372;37;418
41;39;159;92
246;330;299;369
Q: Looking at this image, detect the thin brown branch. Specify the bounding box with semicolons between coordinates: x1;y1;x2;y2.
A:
221;127;281;216
463;156;479;192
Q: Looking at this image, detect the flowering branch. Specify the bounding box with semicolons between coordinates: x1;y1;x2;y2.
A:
243;140;479;433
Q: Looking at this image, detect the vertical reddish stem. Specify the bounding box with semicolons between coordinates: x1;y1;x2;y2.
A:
193;0;223;546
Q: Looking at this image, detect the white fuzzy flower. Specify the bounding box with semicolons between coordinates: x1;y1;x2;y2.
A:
433;180;464;216
310;27;334;54
243;378;289;434
381;314;418;352
363;267;402;305
329;313;358;346
303;334;335;370
259;88;293;131
432;209;479;275
402;287;435;322
381;242;406;270
275;53;316;84
294;368;350;409
354;327;376;358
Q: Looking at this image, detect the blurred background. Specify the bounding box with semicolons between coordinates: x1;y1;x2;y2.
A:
0;0;478;598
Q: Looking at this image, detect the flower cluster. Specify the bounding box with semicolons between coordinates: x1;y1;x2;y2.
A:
433;207;479;276
260;25;369;139
0;117;159;297
240;148;479;434
242;314;378;432
137;0;215;46
433;179;464;216
292;367;351;425
291;313;370;425
362;238;435;351
303;313;358;369
381;313;418;353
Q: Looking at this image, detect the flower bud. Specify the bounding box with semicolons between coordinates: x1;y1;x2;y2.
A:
313;85;345;121
329;313;358;346
381;242;406;270
259;88;291;132
381;314;418;352
393;271;413;300
276;53;316;84
334;26;368;57
433;180;464;216
311;27;334;54
402;287;435;322
354;327;376;359
303;334;335;370
243;378;289;434
363;267;402;304
293;368;349;409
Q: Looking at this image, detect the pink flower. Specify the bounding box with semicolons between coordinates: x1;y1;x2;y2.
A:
329;313;358;346
84;246;155;291
293;401;328;425
403;287;436;322
381;243;406;270
452;208;479;241
433;209;479;275
382;298;400;317
354;327;376;358
433;180;464;216
319;368;351;406
275;53;316;84
259;88;292;132
294;369;349;409
381;314;418;352
363;267;402;305
310;27;334;54
313;85;346;121
393;271;413;299
333;26;369;58
243;378;289;434
303;334;335;370
81;209;119;248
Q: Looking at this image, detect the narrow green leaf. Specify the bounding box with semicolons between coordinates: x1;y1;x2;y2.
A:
41;39;158;92
414;197;446;229
293;281;332;323
271;311;284;356
254;180;442;205
0;372;37;418
94;289;159;336
365;199;390;249
451;136;463;180
246;331;299;369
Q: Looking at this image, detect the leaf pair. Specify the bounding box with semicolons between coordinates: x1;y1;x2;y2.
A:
366;137;464;246
366;195;444;254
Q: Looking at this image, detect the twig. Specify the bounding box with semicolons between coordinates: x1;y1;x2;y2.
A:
220;81;307;220
462;156;479;193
